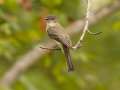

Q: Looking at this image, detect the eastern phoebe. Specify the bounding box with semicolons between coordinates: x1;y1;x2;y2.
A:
44;16;74;71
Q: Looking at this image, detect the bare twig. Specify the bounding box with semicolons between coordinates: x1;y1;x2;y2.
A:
87;30;102;35
72;0;103;49
39;46;61;50
73;0;90;49
1;0;120;86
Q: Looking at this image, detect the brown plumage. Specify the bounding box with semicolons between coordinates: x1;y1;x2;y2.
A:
45;16;74;71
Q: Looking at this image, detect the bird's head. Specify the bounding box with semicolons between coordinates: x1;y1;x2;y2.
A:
44;15;57;27
44;15;56;21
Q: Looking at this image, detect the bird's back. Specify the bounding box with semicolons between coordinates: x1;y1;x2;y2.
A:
47;24;72;48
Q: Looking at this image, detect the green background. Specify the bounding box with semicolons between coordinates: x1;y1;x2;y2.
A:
0;0;120;90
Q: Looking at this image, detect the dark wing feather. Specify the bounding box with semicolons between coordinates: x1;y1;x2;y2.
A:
47;25;72;47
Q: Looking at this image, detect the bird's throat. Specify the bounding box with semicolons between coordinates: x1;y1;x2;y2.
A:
46;22;56;32
47;22;56;27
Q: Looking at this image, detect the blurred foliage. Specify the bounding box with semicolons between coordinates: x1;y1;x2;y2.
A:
0;0;120;90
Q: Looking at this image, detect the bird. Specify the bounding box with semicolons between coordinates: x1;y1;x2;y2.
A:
44;15;74;71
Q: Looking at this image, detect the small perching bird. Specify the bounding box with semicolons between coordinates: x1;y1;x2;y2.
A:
44;15;74;71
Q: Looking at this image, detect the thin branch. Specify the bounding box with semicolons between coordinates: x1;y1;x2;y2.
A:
73;0;90;49
87;30;102;35
1;0;120;86
39;46;61;50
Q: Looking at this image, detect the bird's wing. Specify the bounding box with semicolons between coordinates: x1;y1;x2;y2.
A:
58;34;72;48
47;25;72;47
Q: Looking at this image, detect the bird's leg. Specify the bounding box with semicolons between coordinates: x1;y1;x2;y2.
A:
55;41;63;52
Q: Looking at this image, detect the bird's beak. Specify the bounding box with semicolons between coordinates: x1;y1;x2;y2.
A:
44;17;48;20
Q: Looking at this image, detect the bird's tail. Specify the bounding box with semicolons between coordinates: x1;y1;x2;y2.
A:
62;45;74;72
